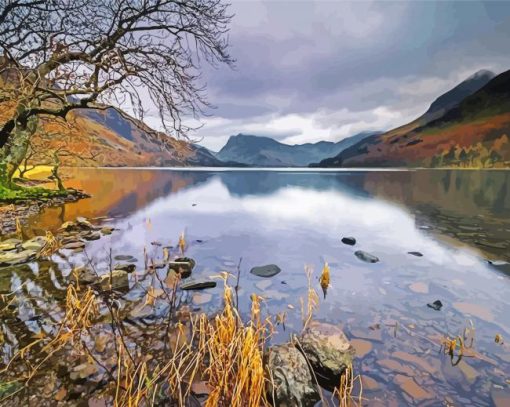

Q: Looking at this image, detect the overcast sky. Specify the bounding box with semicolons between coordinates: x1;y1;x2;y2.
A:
163;1;510;151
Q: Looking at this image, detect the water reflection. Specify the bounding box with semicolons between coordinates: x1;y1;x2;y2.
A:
5;168;510;405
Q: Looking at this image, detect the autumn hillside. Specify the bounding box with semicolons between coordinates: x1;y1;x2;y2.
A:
317;69;510;168
0;83;223;168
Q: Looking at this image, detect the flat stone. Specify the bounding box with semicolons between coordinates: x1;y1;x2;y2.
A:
63;241;86;250
341;236;356;246
114;254;137;262
394;374;433;400
408;251;423;257
181;280;216;290
250;264;281;278
0;239;21;252
76;217;94;230
354;250;379;263
266;343;319;407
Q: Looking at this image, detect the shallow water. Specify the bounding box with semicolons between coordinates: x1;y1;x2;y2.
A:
4;168;510;405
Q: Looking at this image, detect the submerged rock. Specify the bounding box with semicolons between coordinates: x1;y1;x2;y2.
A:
341;236;356;246
181;280;216;290
266;343;319;407
427;300;443;311
250;264;281;278
354;250;379;263
295;321;355;389
169;257;196;278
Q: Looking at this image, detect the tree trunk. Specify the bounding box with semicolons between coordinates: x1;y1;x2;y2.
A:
0;116;38;188
51;152;66;191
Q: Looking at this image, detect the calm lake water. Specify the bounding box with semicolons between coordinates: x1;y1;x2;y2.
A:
5;168;510;405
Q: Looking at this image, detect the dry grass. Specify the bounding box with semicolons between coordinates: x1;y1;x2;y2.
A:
300;265;319;330
38;230;60;257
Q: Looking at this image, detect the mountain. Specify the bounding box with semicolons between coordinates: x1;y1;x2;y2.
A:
216;131;380;167
317;69;510;168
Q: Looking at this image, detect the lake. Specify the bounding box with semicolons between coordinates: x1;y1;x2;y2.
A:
3;168;510;406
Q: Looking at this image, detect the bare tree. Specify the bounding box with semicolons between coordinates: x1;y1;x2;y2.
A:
0;0;233;185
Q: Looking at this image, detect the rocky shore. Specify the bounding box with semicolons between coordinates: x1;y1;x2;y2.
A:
0;189;89;234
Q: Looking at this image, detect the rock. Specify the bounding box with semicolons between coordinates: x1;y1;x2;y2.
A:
266;343;319;407
113;263;136;273
21;236;48;252
341;237;356;246
427;300;443;311
101;226;114;235
394;374;433;400
295;321;355;389
63;241;86;250
82;232;101;241
250;264;281;278
0;249;37;267
99;270;129;290
181;280;216;290
168;257;196;278
408;251;423;257
114;255;137;262
76;216;94;230
60;221;77;231
354;250;379;263
0;238;21;252
70;266;98;285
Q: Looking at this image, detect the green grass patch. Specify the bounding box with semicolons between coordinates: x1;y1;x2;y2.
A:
0;184;70;203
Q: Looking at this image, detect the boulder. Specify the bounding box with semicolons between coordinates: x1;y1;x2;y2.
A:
181;280;216;290
99;270;129;290
354;250;379;263
266;343;319;407
250;264;281;278
169;257;196;278
295;321;355;389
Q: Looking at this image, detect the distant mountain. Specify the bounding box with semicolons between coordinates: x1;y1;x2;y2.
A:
216;131;381;167
316;69;510;168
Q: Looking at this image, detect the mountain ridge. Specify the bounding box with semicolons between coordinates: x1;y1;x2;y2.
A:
216;131;381;167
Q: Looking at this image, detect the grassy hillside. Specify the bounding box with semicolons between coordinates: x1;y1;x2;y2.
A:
318;69;510;168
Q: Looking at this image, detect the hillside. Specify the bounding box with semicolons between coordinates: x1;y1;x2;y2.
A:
216;131;380;167
317;69;510;168
0;71;224;168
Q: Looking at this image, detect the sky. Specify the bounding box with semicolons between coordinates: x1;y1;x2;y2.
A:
153;0;510;151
